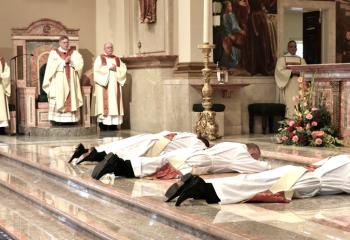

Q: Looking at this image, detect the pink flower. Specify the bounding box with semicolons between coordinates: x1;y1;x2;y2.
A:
281;136;288;141
296;127;303;131
297;77;304;83
311;107;318;111
311;121;318;126
288;120;295;127
306;113;313;120
311;130;325;138
292;135;299;142
292;96;299;102
315;138;323;145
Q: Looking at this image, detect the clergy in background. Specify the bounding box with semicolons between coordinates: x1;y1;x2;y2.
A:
0;56;11;128
275;40;306;117
42;35;84;123
91;42;127;128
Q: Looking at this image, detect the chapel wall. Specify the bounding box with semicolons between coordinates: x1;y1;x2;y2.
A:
0;0;96;73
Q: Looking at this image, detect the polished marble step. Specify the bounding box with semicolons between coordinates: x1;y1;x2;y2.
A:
0;144;253;240
0;185;93;240
1;134;350;240
0;157;203;240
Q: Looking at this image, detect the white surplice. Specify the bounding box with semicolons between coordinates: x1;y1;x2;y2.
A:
92;55;127;125
207;154;350;204
129;142;271;178
95;131;207;160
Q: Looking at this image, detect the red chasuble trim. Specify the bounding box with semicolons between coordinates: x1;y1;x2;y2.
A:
145;163;182;180
248;190;290;203
100;55;121;116
55;48;74;112
164;133;177;140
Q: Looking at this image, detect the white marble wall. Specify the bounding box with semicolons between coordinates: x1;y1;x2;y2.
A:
128;67;175;132
163;78;202;132
96;0;175;57
128;69;276;135
240;78;277;134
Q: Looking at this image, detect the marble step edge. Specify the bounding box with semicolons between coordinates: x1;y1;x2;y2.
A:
0;221;22;240
0;176;128;240
0;186;93;240
0;152;250;240
0;159;200;240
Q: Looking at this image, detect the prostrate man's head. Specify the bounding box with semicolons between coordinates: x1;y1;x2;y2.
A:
59;36;70;51
245;143;261;160
104;42;114;56
287;40;297;56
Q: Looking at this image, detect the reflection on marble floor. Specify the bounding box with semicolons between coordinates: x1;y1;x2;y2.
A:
0;131;349;240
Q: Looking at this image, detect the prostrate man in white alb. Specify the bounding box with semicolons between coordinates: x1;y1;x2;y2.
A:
91;142;270;180
42;36;84;123
166;154;350;206
91;42;127;129
69;131;209;164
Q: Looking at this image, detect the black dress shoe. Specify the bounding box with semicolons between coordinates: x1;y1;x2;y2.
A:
68;143;88;163
91;153;119;179
113;157;135;178
76;148;106;165
175;177;220;206
164;173;194;202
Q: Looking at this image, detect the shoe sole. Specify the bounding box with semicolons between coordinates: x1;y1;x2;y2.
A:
164;173;193;202
68;148;88;163
91;153;117;179
76;151;94;165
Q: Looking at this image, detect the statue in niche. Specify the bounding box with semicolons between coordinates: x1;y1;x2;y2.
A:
38;64;48;102
139;0;157;23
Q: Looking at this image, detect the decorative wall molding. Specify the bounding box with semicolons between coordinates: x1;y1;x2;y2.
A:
122;55;178;69
11;18;79;37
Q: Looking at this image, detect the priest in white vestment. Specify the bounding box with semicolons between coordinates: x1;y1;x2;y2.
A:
275;40;306;117
169;154;350;206
42;36;84;123
91;42;127;127
0;56;11;128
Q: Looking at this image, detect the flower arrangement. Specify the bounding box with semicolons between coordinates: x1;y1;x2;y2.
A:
277;75;340;147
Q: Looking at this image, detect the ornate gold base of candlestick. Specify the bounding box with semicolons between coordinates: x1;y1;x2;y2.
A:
194;43;220;141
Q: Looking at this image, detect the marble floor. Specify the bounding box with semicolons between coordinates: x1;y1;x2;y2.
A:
0;130;349;240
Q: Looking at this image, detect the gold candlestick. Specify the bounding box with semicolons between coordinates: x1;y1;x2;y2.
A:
195;43;220;140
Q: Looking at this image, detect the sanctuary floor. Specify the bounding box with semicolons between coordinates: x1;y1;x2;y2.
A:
0;130;349;240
